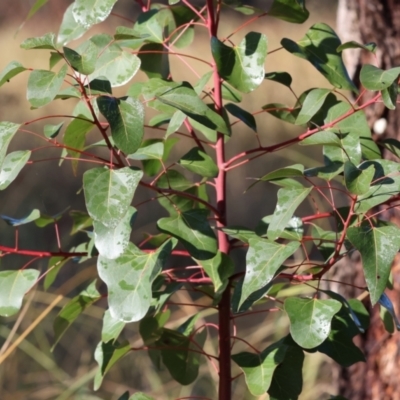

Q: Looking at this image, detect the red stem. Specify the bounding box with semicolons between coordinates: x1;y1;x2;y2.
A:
206;1;232;399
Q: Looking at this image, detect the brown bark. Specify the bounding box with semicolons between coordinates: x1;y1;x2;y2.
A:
336;1;400;399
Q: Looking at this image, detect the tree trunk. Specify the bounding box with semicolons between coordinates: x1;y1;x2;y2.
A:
336;1;400;399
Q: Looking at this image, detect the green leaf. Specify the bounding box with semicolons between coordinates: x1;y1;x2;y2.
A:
44;257;69;290
347;223;400;304
268;186;311;240
64;115;94;174
265;71;292;88
295;88;330;125
72;0;118;28
156;82;230;135
53;281;100;347
128;139;164;160
195;251;234;295
93;206;137;259
57;4;87;45
267;0;309;23
89;44;141;87
70;210;93;235
44;122;63;138
27;65;68;108
211;32;267;93
138;43;170;79
94;340;130;390
285;298;342;348
25;0;49;20
179;147;218;178
225;103;257;131
232;341;288;395
268;343;304;400
166;110;186;136
0;61;26;87
63;41;98;75
101;309;125;343
239;238;300;307
21;33;57;50
337;41;377;53
157;328;207;385
381;80;398;110
263;102;300;124
344;161;375;195
221;82;242;103
360;64;400;90
0;150;31;190
0;270;40;317
97;96;144;154
281;23;357;91
355;159;400;212
98;241;172;322
158;209;217;260
256;215;304;241
83;167;143;228
1;209;40;227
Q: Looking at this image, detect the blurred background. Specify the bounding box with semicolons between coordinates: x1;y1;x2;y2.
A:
0;1;341;399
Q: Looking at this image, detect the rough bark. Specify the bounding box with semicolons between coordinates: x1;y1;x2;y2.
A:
336;1;400;399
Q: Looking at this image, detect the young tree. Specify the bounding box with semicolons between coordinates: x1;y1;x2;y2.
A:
1;0;400;398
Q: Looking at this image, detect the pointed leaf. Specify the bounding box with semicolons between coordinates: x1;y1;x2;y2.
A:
344;161;375;195
64;115;94;173
263;102;300;124
179;147;218;177
232;342;288;395
195;251;234;295
295;88;330;125
381;80;398;110
156;82;230;135
27;65;68;108
94;340;130;390
93;206;137;259
268;343;304;400
157;209;217;260
83;167;143;228
267;0;309;23
98;241;172;322
44;257;69;291
157;328;207;385
128;139;164;160
97;96;144;154
0;270;40;317
221;82;242;103
281;23;357;91
57;4;87;45
211;32;267;93
0;61;26;87
347;223;400;304
21;33;57;50
360;64;400;90
285;297;342;348
72;0;118;28
0;150;30;190
102;309;126;343
1;209;40;226
356;159;400;212
225;103;257;131
240;238;299;307
53;281;100;346
337;41;377;53
44;122;63;138
70;210;93;235
268;186;311;240
265;71;292;88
